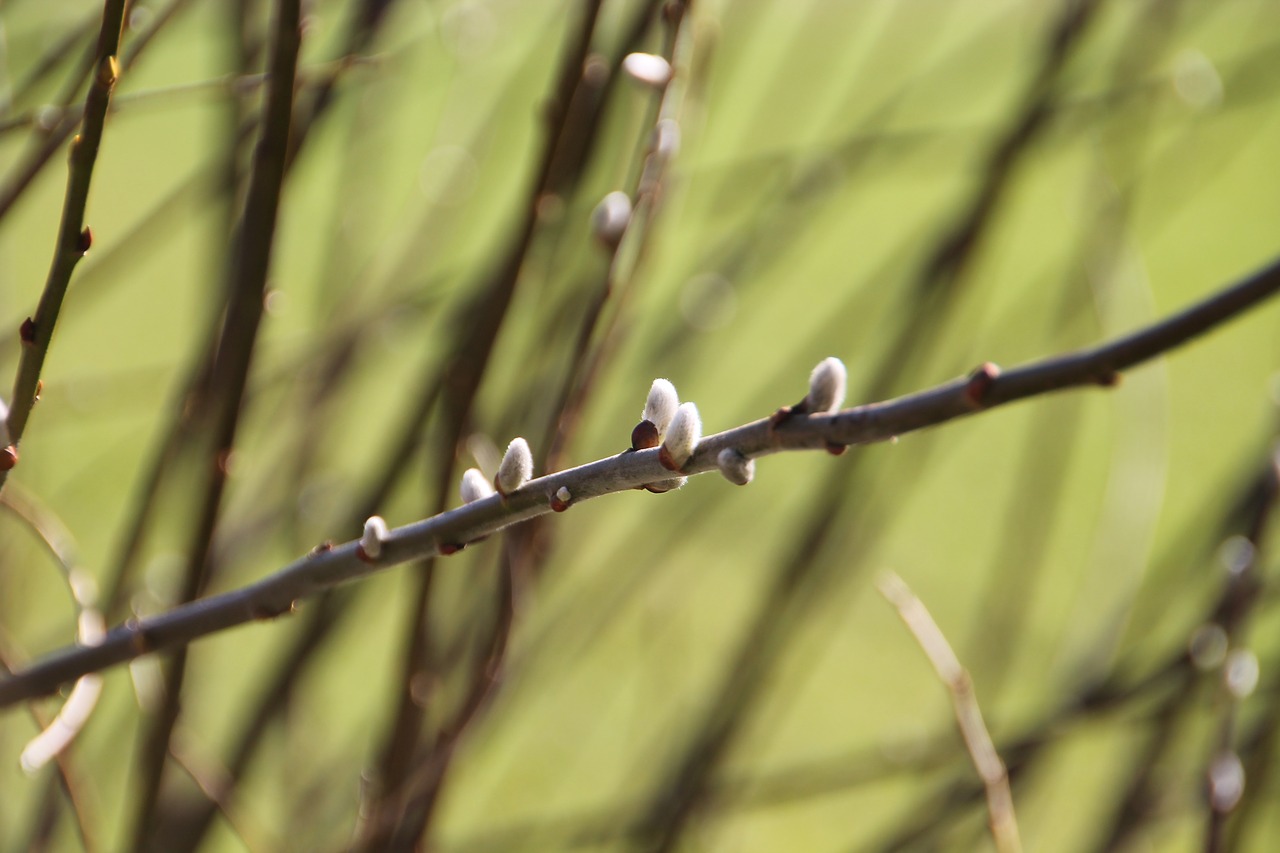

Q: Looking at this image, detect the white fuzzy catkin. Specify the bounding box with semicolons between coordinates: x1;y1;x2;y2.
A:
360;516;389;559
662;402;701;469
591;191;632;246
622;52;672;88
716;448;755;486
643;378;679;434
806;357;847;414
460;468;495;504
0;395;9;447
496;437;533;495
555;486;571;503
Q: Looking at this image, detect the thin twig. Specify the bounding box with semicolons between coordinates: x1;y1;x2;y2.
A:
1;251;1280;707
1203;438;1277;852
878;571;1022;853
0;56;381;137
356;0;613;845
0;487;100;852
0;488;104;774
0;0;191;228
1;0;128;494
126;0;302;847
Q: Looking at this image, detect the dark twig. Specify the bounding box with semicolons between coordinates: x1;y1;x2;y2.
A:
0;0;191;229
356;0;612;844
127;1;301;848
1;0;128;493
1;251;1280;707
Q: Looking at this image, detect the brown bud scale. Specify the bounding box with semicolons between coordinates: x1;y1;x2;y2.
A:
657;444;681;472
963;362;1002;408
0;446;17;471
631;420;660;451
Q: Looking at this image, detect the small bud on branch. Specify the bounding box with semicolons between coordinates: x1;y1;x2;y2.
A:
644;378;679;435
591;191;632;248
622;52;672;89
358;516;389;561
460;468;495;504
659;402;701;471
633;378;679;451
717;448;754;485
496;437;534;497
550;486;572;512
963;362;1001;409
806;357;847;414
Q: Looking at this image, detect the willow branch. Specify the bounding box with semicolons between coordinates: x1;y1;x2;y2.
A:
1;252;1279;708
2;0;128;491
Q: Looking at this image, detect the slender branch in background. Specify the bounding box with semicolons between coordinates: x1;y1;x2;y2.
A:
1204;438;1278;852
0;250;1278;707
0;487;105;775
356;0;615;845
0;0;192;227
127;0;302;848
878;571;1022;853
0;486;101;853
0;56;382;137
1;0;128;494
375;4;701;846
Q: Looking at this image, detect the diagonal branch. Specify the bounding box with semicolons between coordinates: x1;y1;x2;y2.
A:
2;0;128;492
1;251;1279;708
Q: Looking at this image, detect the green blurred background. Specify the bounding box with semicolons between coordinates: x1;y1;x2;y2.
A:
2;0;1280;850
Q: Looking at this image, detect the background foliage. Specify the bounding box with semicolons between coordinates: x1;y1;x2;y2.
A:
2;0;1280;850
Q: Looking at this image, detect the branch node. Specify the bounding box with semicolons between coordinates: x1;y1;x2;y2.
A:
97;55;121;91
250;601;293;620
964;362;1002;408
124;619;151;655
19;317;36;345
550;486;572;512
